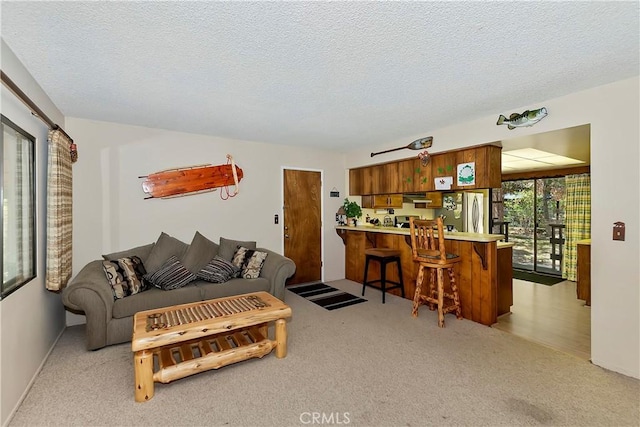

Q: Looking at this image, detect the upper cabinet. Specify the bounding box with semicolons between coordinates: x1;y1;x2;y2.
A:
430;151;457;191
349;166;373;195
361;194;403;209
399;159;418;193
372;162;399;194
348;168;364;195
399;157;432;192
452;144;502;189
348;143;501;196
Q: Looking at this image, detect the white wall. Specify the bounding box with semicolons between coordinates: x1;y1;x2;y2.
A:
65;117;347;323
346;76;640;379
0;40;67;426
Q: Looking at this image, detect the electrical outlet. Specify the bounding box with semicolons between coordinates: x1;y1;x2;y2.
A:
613;221;625;241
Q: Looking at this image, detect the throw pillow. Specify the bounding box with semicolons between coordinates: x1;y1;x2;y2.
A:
102;256;148;299
231;246;268;279
197;256;241;283
144;256;196;291
144;232;189;274
102;243;156;263
219;237;256;261
181;231;220;274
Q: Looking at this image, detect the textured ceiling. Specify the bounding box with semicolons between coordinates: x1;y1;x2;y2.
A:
1;2;638;152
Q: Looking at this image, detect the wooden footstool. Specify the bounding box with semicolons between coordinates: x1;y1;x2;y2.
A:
131;292;292;402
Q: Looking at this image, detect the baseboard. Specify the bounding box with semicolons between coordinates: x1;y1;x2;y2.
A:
2;327;66;427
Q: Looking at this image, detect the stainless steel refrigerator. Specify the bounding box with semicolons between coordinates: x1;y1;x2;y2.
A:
435;190;488;233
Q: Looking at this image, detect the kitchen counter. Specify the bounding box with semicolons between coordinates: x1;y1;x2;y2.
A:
497;241;515;249
335;225;505;243
335;225;512;326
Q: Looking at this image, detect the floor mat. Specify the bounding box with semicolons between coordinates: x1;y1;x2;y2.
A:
513;270;565;286
287;282;339;297
287;283;367;310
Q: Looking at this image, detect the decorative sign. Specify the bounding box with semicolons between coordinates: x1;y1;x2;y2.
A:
330;188;340;198
457;162;476;186
434;176;453;190
443;195;457;210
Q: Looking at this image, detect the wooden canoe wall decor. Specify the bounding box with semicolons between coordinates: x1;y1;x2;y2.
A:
140;154;243;200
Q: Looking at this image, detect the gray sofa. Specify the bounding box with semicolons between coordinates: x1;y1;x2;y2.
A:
62;232;296;350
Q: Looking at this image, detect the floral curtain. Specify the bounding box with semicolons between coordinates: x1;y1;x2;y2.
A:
45;129;75;291
562;174;591;281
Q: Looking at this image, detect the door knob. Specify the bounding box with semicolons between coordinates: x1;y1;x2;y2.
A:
284;234;290;238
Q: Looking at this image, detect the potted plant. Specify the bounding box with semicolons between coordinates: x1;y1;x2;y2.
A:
342;198;362;226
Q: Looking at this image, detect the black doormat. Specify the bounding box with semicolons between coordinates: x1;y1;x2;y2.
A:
513;270;565;286
287;283;367;310
287;282;339;298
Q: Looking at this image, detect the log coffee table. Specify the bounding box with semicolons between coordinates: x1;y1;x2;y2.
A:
131;291;292;402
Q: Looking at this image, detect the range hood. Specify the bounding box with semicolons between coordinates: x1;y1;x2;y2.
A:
402;192;429;203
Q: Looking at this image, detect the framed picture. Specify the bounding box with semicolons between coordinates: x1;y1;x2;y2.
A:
457;162;475;186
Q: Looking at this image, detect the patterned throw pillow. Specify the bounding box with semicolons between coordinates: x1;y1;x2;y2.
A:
232;246;268;279
102;256;148;300
197;256;241;283
144;256;197;290
219;237;257;261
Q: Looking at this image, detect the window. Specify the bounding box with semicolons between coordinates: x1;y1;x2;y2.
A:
1;115;36;299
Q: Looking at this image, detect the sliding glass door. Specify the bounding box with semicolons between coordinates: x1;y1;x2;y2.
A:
535;177;565;275
502;178;565;276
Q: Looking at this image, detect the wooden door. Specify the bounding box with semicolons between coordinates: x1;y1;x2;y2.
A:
283;169;322;285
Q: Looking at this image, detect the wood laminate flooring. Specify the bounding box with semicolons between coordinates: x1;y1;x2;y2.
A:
492;278;591;360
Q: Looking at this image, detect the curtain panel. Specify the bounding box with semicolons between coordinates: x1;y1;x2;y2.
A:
46;129;73;291
562;174;591;281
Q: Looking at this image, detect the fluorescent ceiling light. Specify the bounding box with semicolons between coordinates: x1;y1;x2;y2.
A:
502;148;585;172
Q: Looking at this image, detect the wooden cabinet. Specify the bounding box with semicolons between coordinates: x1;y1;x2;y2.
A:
371;162;400;194
336;228;503;326
398;158;432;193
349;168;364;195
415;158;432;192
576;241;591;306
348;143;501;196
426;144;502;191
349;166;373;195
361;194;403;209
413;192;443;208
453;145;502;190
497;245;513;316
399;159;418;193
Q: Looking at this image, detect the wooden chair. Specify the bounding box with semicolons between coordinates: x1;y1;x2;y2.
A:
409;217;462;327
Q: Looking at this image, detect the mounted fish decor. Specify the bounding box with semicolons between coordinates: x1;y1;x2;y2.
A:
497;107;548;130
370;136;433;157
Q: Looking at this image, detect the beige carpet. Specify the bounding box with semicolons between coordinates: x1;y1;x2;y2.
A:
9;280;639;427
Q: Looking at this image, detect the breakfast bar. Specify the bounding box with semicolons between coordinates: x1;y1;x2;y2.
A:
336;225;512;326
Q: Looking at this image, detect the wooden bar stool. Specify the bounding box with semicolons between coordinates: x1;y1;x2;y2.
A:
362;248;405;303
409;217;462;327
